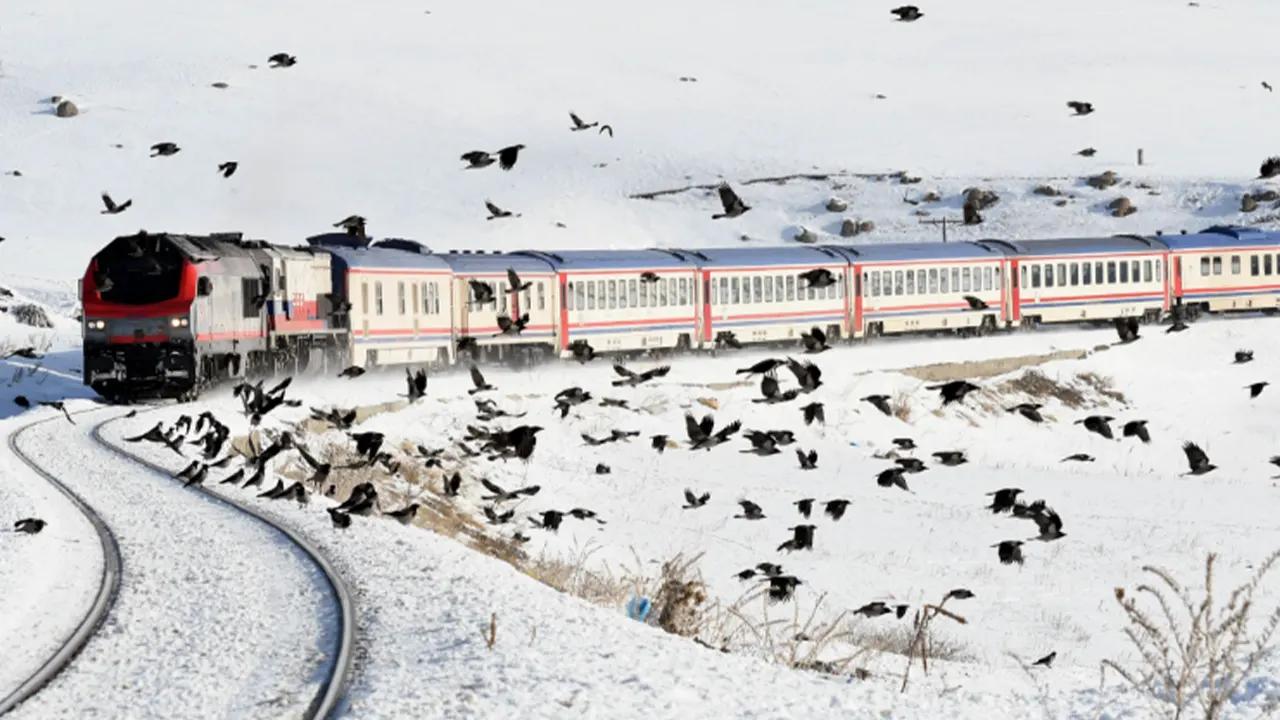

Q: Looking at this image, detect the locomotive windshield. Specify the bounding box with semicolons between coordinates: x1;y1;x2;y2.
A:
94;234;185;305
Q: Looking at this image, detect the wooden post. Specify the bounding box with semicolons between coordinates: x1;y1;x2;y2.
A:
1137;148;1144;166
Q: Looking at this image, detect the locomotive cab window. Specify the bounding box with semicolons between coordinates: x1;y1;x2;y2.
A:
241;277;261;318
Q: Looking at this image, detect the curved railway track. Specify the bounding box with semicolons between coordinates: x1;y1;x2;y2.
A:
1;407;355;719
0;410;122;716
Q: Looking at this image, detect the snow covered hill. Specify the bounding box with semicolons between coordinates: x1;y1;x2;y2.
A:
2;0;1280;279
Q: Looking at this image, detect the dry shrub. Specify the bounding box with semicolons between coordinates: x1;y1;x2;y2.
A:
1102;551;1280;719
520;542;635;608
1076;371;1126;404
997;369;1087;408
650;553;709;636
891;391;913;422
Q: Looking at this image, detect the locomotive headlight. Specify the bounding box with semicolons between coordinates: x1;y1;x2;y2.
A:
87;319;106;330
170;317;189;328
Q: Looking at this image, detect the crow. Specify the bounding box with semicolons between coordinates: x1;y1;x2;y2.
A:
892;437;916;451
258;479;286;499
854;601;895;618
480;478;541;502
796;449;818;470
1028;506;1066;541
895;457;926;473
736;358;784;376
735;569;759;581
767;429;796;446
1265;82;1274;92
485;200;517;220
581;432;612;447
295;443;332;488
1067;101;1094;116
890;5;923;21
800;327;830;354
945;588;975;601
994;540;1025;565
735;500;766;520
569;111;599;131
1032;651;1056;668
469;365;495;394
569;339;596;363
150;142;180;157
268;52;297;67
38;401;74;425
756;563;784;577
483;506;515;525
802;402;825;425
530;510;564;531
715;330;744;349
987;488;1023;514
612;363;671;387
461;150;495;169
1259;156;1280;180
741;430;782;456
219;468;245;485
1235;350;1254;364
1075;415;1115;439
928;380;979;405
794;498;814;518
766;575;801;603
962;295;988;311
1061;453;1095;462
595;463;611;475
785;358;822;392
443;472;462;497
568;508;602;523
1246;382;1269;399
640;271;660;284
182;464;209;487
496;144;526;170
554;387;592;418
755;374;800;404
242;465;266;489
469;279;496;305
685;413;741;450
876;467;909;491
862;394;893;416
932;450;968;466
651;434;669;453
824;499;851;521
405;368;428;401
798;268;836;289
338;366;365;379
100;193;132;215
1007;403;1045;423
328;508;352;528
777;524;815;552
712;183;750;219
14;518;46;534
218;161;238;178
333;215;367;238
496;313;530;335
1076;148;1097;157
683;489;710;509
599;125;613;137
13;395;31;408
599;397;629;410
1122;420;1150;443
1182;442;1217;475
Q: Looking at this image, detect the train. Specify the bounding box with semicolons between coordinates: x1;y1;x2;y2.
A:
80;226;1280;400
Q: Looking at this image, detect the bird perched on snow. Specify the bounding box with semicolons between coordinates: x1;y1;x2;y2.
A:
338;366;365;379
715;330;744;350
734;500;766;520
405;368;428;401
683;489;710;509
800;327;830;354
862;394;893;416
1061;453;1095;463
1066;100;1094;116
569;339;596;363
890;5;923;21
1122;420;1150;443
1182;442;1217;475
14;518;46;534
1235;350;1254;364
217;161;238;178
651;435;669;453
1028;506;1066;541
100;193;132;215
712;184;750;219
468;365;495;394
150;142;180;157
1258;156;1280;179
796;449;818;470
485;200;518;220
1032;651;1057;668
267;52;297;67
824;499;851;520
895;457;926;473
993;540;1025;565
766;575;802;603
928;380;979;405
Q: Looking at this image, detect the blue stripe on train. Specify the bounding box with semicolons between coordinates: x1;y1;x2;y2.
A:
1023;295;1164;308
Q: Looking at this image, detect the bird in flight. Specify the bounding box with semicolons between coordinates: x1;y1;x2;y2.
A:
100;192;132;215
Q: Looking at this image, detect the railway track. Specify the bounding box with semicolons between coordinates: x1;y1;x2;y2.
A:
1;407;355;719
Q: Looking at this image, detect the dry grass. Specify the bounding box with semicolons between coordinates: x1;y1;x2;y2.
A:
997;369;1087;408
891;391;913;422
901;349;1088;383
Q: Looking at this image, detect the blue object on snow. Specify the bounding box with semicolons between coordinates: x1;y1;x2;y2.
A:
626;596;652;622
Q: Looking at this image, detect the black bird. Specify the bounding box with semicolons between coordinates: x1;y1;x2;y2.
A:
1122;420;1150;443
945;588;975;601
100;193;132;215
503;268;532;293
258;479;286;499
715;330;744;349
1076;148;1097;157
928;380;979;405
891;437;916;451
794;498;814;518
798;268;836;289
862;394;893;416
1235;350;1254;364
962;295;988;310
1029;506;1066;541
712;183;750;219
1061;453;1095;463
569;339;596;363
785;358;822;392
1066;100;1094;116
932;450;968;466
1115;317;1140;343
651;434;669;453
741;431;781;456
403;368;428;402
685;413;741;450
461;150;495;169
824;499;851;521
1182;442;1217;475
735;569;758;581
640;271;660;284
796;449;818;470
1032;651;1056;668
485;201;517;220
599;125;613;137
483;506;515;525
1265;82;1274;92
1007;403;1045;423
890;5;923;21
554;387;592;418
1075;415;1115;439
736;358;785;376
987;488;1023;514
480;478;541;503
801;402;825;425
895;457;926;473
735;500;766;520
13;396;31;408
1259;156;1280;179
242;465;266;489
755;374;800;404
328;508;352;528
469;365;495;394
1246;382;1269;399
267;52;297;67
766;575;801;603
333;215;367;238
182;463;209;487
443;472;462;497
612;363;671;387
468;279;496;305
778;524;816;552
569;112;599;131
595;463;611;475
756;563;784;577
683;489;710;509
800;327;830;354
218;161;238;178
219;468;245;485
14;518;46;534
854;601;895;618
496;313;530;335
530;510;565;531
598;398;631;410
876;467;909;491
338;366;365;379
150;142;180;157
994;540;1025;565
38;401;74;425
496;144;525;170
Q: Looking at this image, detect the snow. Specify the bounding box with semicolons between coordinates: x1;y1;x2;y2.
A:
3;0;1280;279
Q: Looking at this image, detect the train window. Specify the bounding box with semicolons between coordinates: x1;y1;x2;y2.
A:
916;270;926;296
731;277;741;304
764;276;774;302
241;278;259;318
679;278;689;305
1144;261;1153;282
1019;266;1027;289
538;283;547;311
785;275;795;301
894;270;904;295
962;267;973;292
1030;265;1040;288
375;282;384;316
994;267;1001;288
951;268;960;293
522;287;532;311
775;275;784;301
837;279;844;298
937;268;947;294
1129;261;1138;283
1200;257;1210;276
1231;256;1241;275
1119;262;1129;283
1044;264;1054;288
1107;262;1117;284
1069;263;1079;286
411;284;419;316
803;283;814;301
1251;256;1260;276
905;271;915;295
572;282;582;311
882;271;892;296
1095;262;1104;285
500;282;509;313
605;280;616;309
619;280;630;309
868;272;879;297
361;282;369;314
1155;259;1162;282
1056;264;1066;287
751;276;762;303
628;280;637;308
927;269;938;294
587;281;597;310
1212;257;1222;275
1082;263;1092;285
1267;255;1275;275
985;267;994;290
649;280;658;307
398;282;406;315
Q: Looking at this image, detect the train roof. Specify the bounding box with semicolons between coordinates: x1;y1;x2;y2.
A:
674;245;847;268
510;249;699;270
826;241;1006;263
1155;226;1280;251
315;236;453;271
977;235;1163;257
436;251;555;274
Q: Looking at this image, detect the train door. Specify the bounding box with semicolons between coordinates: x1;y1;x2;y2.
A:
851;264;863;337
700;270;712;344
558;273;570;350
1008;259;1021;323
